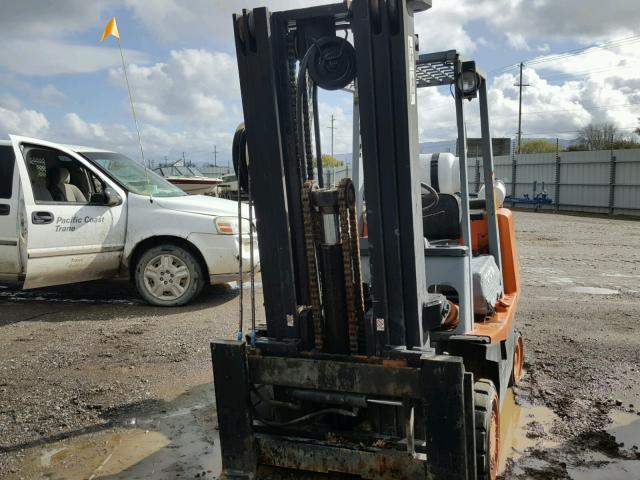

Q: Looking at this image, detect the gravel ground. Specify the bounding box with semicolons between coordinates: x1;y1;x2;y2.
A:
0;211;639;479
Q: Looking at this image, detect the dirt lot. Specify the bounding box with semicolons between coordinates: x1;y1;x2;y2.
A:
1;211;639;479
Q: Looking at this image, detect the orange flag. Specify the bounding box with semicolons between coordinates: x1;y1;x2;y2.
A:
100;17;120;41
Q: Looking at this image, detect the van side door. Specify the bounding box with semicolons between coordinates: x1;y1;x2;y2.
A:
10;135;128;289
0;144;22;278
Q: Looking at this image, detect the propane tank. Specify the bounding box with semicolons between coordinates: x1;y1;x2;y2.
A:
478;179;507;208
419;153;460;194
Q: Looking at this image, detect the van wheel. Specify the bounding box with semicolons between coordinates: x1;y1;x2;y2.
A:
475;379;500;480
135;244;205;306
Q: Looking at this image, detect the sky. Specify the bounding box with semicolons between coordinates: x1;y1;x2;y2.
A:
1;0;640;166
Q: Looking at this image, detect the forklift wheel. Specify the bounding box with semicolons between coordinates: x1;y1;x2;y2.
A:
510;333;525;386
475;379;500;480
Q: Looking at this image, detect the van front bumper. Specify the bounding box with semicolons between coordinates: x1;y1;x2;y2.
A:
210;270;260;285
187;232;260;284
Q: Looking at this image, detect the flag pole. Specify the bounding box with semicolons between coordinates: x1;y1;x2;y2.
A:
116;37;146;169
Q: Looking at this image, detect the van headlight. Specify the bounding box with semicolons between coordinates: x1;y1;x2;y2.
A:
214;216;252;235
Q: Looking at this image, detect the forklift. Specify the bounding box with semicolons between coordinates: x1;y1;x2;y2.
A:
212;1;524;479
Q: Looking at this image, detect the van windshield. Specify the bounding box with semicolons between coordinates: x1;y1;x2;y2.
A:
83;152;186;197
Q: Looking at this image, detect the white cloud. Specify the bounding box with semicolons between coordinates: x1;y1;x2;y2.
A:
414;2;482;54
0;104;50;138
415;60;640;145
0;40;146;76
0;1;114;38
108;49;240;129
0;94;23;111
0;1;149;76
506;33;530;51
487;0;640;43
64;113;107;140
124;0;326;43
40;85;66;103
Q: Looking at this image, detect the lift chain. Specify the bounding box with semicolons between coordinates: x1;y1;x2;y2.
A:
347;183;366;349
302;78;315;180
302;181;324;350
338;178;364;354
286;33;301;171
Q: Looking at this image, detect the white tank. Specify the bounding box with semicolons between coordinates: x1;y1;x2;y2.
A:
419;153;460;194
478;179;507;208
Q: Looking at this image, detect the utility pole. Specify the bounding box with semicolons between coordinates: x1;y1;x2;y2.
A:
327;114;336;158
514;62;530;154
213;145;217;167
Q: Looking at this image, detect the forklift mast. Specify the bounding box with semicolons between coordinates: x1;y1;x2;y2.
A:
212;1;521;479
233;0;429;353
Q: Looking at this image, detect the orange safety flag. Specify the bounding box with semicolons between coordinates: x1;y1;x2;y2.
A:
100;17;120;41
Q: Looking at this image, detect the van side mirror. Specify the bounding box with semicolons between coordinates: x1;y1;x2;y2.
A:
104;187;123;207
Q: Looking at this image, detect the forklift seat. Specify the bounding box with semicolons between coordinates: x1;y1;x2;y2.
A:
422;193;461;241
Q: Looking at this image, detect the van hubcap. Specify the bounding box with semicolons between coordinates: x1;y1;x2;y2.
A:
143;254;190;300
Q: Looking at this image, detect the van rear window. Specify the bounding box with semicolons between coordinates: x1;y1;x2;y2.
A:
0;146;15;199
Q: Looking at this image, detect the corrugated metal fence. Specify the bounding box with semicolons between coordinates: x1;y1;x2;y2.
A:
202;149;640;217
468;149;640;217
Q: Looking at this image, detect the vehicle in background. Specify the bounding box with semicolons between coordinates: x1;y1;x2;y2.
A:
153;164;222;195
0;136;259;306
215;173;249;201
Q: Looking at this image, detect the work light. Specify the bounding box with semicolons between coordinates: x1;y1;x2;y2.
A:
456;61;480;100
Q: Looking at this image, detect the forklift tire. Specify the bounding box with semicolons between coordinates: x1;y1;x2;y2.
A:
510;333;525;386
474;379;500;480
135;244;205;307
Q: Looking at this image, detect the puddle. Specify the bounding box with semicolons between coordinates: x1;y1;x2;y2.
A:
602;273;640;279
34;429;169;479
40;446;66;467
566;286;620;295
567;410;640;479
0;289;141;305
11;384;638;480
499;389;559;473
608;410;640;451
10;384;221;480
567;459;640;480
229;280;263;291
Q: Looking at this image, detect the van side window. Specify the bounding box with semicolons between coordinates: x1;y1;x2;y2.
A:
23;147;94;204
0;146;15;199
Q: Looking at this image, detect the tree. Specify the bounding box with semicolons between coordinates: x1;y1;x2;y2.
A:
315;154;343;167
570;122;640;151
518;139;558;154
636;117;640;136
575;122;619;151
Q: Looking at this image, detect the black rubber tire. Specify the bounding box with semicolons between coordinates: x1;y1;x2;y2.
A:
232;125;250;195
474;379;500;480
134;244;205;307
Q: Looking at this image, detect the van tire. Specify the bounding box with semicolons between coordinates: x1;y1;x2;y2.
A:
135;244;205;306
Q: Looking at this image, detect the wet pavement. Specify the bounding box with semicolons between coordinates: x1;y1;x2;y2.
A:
1;211;640;479
10;384;220;479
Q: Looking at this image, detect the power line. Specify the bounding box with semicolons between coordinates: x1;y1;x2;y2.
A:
534;63;640;82
489;34;640;75
526;35;640;67
459;101;640;126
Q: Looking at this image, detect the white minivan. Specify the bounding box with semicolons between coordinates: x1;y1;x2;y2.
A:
0;135;259;306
